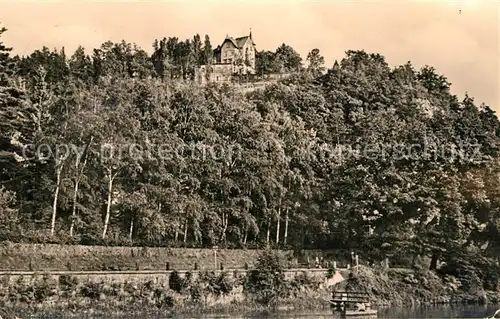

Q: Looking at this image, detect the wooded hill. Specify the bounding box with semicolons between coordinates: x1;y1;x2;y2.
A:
0;25;499;270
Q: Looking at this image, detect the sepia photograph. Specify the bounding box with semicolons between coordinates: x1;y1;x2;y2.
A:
0;0;499;318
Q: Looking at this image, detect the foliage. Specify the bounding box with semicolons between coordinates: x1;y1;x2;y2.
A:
58;275;79;294
289;271;321;297
0;24;499;276
168;270;185;293
438;251;500;293
306;48;325;77
80;281;103;299
326;267;336;279
243;250;289;305
199;271;234;297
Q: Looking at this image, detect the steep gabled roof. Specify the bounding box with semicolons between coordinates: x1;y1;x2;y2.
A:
221;35;255;49
222;36;240;48
236;35;256;47
235;36;249;48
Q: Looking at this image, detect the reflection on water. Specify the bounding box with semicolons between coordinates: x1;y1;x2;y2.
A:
19;304;500;318
377;304;498;319
199;304;499;318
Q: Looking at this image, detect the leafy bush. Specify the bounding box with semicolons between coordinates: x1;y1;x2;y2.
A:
168;270;184;293
199;271;234;297
243;249;288;305
293;271;321;290
151;286;174;308
183;271;193;289
326;266;336;279
189;282;203;302
439;254;500;293
58;275;78;292
80;281;103;299
33;275;56;302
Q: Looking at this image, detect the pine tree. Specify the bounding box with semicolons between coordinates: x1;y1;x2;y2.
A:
0;24;40;222
0;24;32;160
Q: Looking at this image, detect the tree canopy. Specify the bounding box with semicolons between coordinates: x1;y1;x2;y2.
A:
0;24;499;269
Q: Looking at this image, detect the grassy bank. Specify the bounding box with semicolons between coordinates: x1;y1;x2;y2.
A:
339;265;500;307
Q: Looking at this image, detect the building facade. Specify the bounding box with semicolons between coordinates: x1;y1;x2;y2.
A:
198;31;256;83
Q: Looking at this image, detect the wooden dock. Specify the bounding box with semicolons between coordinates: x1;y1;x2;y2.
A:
330;290;377;318
331;290;371;304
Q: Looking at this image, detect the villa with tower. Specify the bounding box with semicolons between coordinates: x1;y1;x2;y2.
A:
197;31;256;83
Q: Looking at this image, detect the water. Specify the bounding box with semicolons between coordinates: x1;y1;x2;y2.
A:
14;304;500;318
198;304;499;318
378;304;498;318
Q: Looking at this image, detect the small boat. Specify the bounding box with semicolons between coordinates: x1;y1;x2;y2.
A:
330;289;378;318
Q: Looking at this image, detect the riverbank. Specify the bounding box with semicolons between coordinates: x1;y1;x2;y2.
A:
1;245;500;317
342;265;500;307
1;265;499;318
0;267;331;318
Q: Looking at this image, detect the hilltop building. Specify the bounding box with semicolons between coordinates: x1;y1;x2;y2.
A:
197;31;256;83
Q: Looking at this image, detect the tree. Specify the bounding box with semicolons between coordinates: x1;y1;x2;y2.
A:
69;46;93;84
128;44;153;79
201;35;214;82
255;50;279;76
16;46;70;86
1;22;500;270
0;24;33;153
0;186;20;239
275;44;302;73
244;250;288;305
151;38;169;80
191;34;203;66
202;35;213;65
306;48;325;77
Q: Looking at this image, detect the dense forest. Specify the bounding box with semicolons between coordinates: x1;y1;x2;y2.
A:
0;24;499;266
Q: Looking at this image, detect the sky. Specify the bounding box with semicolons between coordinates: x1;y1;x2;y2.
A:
0;0;498;113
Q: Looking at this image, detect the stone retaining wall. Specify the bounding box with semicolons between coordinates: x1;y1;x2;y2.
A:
0;268;345;288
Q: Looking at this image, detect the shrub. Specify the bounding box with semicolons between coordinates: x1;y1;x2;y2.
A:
326;266;336;279
189;282;203;302
33;275;56;302
288;271;321;297
152;287;174;308
168;270;184;293
183;271;193;289
243;249;288;305
58;275;78;292
80;281;103;299
295;271;321;290
215;272;234;296
438;257;484;293
199;271;234;297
